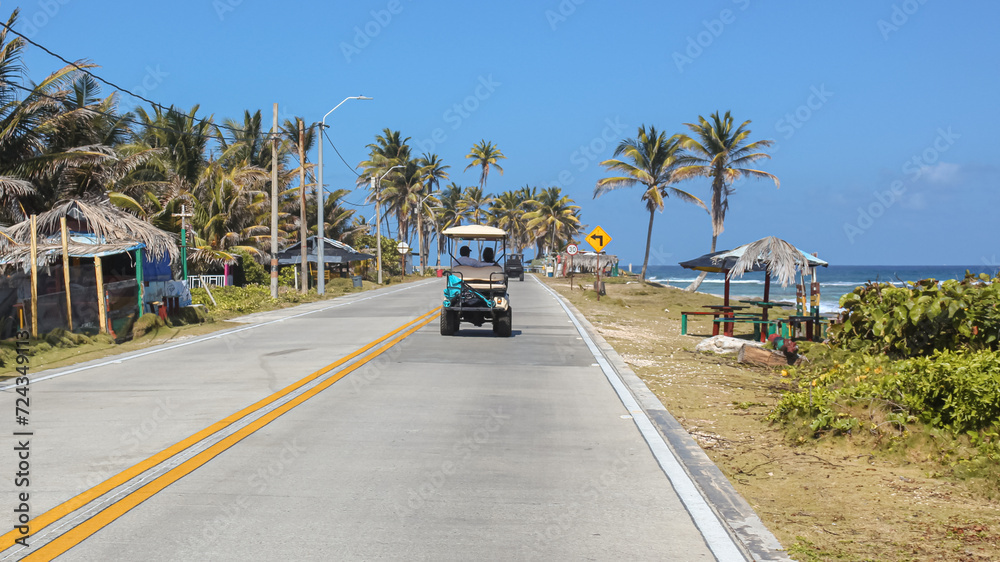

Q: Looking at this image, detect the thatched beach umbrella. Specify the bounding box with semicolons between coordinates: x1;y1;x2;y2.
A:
718;236;827;288
680;236;826;309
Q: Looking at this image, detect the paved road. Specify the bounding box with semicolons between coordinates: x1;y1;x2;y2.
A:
1;278;781;560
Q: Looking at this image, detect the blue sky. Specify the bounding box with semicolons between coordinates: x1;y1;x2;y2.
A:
15;0;1000;266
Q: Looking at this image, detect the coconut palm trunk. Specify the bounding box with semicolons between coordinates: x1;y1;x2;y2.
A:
641;207;656;281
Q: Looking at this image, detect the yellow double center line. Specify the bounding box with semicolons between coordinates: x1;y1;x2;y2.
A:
4;308;439;560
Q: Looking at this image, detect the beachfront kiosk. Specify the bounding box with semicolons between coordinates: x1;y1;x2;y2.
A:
679;236;829;341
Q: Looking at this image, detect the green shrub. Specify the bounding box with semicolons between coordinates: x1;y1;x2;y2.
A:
832;273;1000;357
132;313;165;338
190;285;277;314
770;349;1000;444
232;248;269;285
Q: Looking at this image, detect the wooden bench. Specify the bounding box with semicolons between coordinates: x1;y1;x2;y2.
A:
680;311;722;335
713;317;778;342
779;316;830;341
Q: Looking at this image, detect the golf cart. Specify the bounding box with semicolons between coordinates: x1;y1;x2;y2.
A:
505;253;525;281
440;225;512;337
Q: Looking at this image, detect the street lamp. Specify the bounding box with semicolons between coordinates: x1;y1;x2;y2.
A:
317;95;372;295
373;165;403;285
414;191;437;274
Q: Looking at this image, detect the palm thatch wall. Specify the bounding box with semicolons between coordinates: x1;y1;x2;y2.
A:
560;252;619;272
3;199;179;270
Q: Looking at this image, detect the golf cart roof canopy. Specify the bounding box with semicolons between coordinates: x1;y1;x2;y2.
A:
442;225;507;240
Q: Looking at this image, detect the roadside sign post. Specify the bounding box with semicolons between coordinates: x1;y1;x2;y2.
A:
566;244;578;290
397;241;410;283
584;227;611;301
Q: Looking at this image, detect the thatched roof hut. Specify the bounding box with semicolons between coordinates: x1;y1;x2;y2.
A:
561;252;618;272
2;199;179;271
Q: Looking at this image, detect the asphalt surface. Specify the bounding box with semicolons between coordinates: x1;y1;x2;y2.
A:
0;277;780;561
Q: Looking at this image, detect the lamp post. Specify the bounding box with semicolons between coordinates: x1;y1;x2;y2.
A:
317;95;372;295
373;165;403;285
414;191;437;275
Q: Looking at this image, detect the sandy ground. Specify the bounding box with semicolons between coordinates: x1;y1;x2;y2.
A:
541;273;1000;562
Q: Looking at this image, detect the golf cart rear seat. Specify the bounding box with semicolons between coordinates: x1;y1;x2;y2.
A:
451;265;506;291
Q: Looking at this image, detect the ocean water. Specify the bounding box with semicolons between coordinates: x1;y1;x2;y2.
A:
640;265;1000;313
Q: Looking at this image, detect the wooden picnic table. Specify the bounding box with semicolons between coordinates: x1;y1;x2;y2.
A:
701;305;749;336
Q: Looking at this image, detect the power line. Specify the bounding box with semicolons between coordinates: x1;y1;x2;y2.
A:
0;20;281;141
5;80;285;142
323;128;363;177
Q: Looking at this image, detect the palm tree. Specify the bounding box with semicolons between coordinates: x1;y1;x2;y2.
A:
188;160;270;264
358;128;411;240
489;190;528;253
416;153;449;270
459;186;491;224
675;111;779;291
525;187;581;256
434;182;464;266
0;12;111;221
594;125;704;282
464;139;505;190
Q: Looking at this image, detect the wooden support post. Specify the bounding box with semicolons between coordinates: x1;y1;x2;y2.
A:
95;255;107;335
595;253;602;301
29;214;38;338
60;216;73;331
298;119;308;294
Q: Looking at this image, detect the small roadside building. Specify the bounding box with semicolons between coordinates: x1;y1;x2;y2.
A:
275;236;374;286
0;199;180;338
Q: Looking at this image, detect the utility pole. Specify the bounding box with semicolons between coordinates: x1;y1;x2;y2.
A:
270;103;279;298
372;175;382;285
172;204;193;281
298;118;308;294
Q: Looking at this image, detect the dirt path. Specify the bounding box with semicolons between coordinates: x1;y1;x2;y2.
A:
541;274;1000;561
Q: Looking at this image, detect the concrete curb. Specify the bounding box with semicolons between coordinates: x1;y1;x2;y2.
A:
553;289;791;561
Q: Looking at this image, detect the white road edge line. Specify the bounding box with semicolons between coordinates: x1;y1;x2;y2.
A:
1;280;436;391
534;276;747;562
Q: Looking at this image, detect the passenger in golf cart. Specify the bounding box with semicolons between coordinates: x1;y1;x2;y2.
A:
440;225;513;337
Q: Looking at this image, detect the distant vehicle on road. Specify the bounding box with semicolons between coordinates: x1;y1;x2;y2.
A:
440;225;512;337
505;253;524;281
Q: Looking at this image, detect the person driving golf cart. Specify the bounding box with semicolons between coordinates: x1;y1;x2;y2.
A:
440;225;512;337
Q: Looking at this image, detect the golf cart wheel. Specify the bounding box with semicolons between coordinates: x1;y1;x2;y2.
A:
493;308;512;337
440;309;459;336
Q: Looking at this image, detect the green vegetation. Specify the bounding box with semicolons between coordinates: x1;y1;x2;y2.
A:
770;274;1000;486
832;273;1000;356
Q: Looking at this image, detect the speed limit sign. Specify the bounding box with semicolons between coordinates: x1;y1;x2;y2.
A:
566;244;578;255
